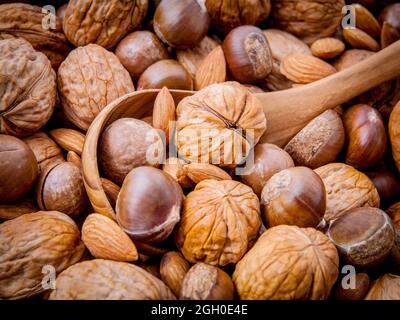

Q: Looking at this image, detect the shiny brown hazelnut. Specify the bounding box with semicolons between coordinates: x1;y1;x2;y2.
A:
241;143;294;196
366;168;400;205
160;251;190;297
327;207;395;268
379;4;400;32
0;135;39;203
137;60;193;90
381;22;400;49
180;263;234;300
334;272;370;300
261;167;326;228
116;166;183;244
154;0;210;49
115;31;169;79
162;158;194;189
35;162;88;217
99;118;164;185
284;110;345;169
343;104;387;169
223;25;273;84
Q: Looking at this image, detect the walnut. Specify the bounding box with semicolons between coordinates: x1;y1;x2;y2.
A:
271;0;345;45
58;44;135;131
175;82;267;167
63;0;148;48
233;225;339;300
176;179;261;267
0;38;56;137
365;274;400;300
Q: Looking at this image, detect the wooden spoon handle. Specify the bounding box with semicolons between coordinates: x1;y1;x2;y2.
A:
257;40;400;147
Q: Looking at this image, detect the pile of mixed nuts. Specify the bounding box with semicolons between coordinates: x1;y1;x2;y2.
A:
1;0;400;300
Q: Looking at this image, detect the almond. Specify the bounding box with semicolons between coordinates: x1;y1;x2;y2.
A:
280;54;337;84
343;28;380;52
82;213;138;262
352;4;381;38
194;46;226;90
67;151;81;167
100;177;120;208
381;22;400;49
311;38;345;59
152;87;176;144
183;163;232;183
162;157;194;189
160;251;190;297
49;128;85;155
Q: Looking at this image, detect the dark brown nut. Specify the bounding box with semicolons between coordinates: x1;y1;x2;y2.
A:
63;0;148;48
176;82;267;167
180;263;234;300
176;36;219;78
381;22;400;49
0;197;38;220
0;135;38;203
0;38;56;137
205;0;271;35
115;31;169;79
284;110;345;169
389;101;400;173
162;157;194;189
315;163;380;222
99;118;164;185
271;0;345;44
343;104;387;169
0;211;85;299
379;4;400;32
366;168;400;205
327;207;395;268
342;28;380;52
100;178;120;209
233;225;339;300
333;272;370;300
0;3;71;69
365;274;400;300
49;259;176;300
176;180;261;267
58;44;135;131
56;3;68;24
351;4;381;38
154;0;209;49
116;166;183;244
241;143;294;196
332;49;374;71
160;251;190;297
223;26;272;84
35;162;88;218
261;167;326;228
311;38;345;59
138;258;161;279
137;59;193;90
23;132;64;174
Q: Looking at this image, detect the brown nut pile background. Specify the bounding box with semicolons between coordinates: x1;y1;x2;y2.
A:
1;0;400;302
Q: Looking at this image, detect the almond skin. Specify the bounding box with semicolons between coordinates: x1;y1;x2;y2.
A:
160;251;190;297
100;177;120;209
343;28;380;52
280;54;337;84
152;87;176;144
49;128;85;155
195;46;226;90
311;38;345;59
183;163;232;183
67;151;81;167
82;213;138;262
352;4;381;38
381;22;400;49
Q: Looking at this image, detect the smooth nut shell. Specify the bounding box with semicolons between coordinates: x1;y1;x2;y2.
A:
160;251;190;297
334;272;370;300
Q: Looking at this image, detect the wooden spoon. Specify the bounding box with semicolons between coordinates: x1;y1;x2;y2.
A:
82;40;400;219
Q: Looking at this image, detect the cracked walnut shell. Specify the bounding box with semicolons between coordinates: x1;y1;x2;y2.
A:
233;225;339;300
176;179;261;267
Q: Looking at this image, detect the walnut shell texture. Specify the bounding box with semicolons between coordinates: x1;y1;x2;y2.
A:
0;38;56;137
0;211;85;300
176;179;261;267
49;259;176;300
365;274;400;300
233;225;339;300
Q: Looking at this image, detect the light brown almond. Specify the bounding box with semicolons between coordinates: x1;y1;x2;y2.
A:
160;251;190;297
162;157;194;189
100;177;120;208
381;22;400;49
280;54;337;84
352;4;381;38
343;28;380;52
311;38;345;59
82;213;138;262
194;46;226;90
49;128;85;155
67;151;81;167
152;87;176;144
183;163;232;183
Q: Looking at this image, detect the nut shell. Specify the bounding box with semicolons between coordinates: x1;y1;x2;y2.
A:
365;274;400;300
334;272;370;300
160;251;190;297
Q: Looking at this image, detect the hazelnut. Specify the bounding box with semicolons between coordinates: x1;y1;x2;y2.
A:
116;166;183;244
180;263;234;300
366;168;400;205
327;207;395;268
241;143;294;196
0;135;39;203
162;158;194;189
284;110;345;169
365;274;400;300
233;225;339;300
343;104;387;169
115;31;169;79
160;251;190;297
223;26;273;84
260;167;326;228
176;179;261;267
333;272;370;300
99;118;164;185
137;60;193;91
154;0;210;49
